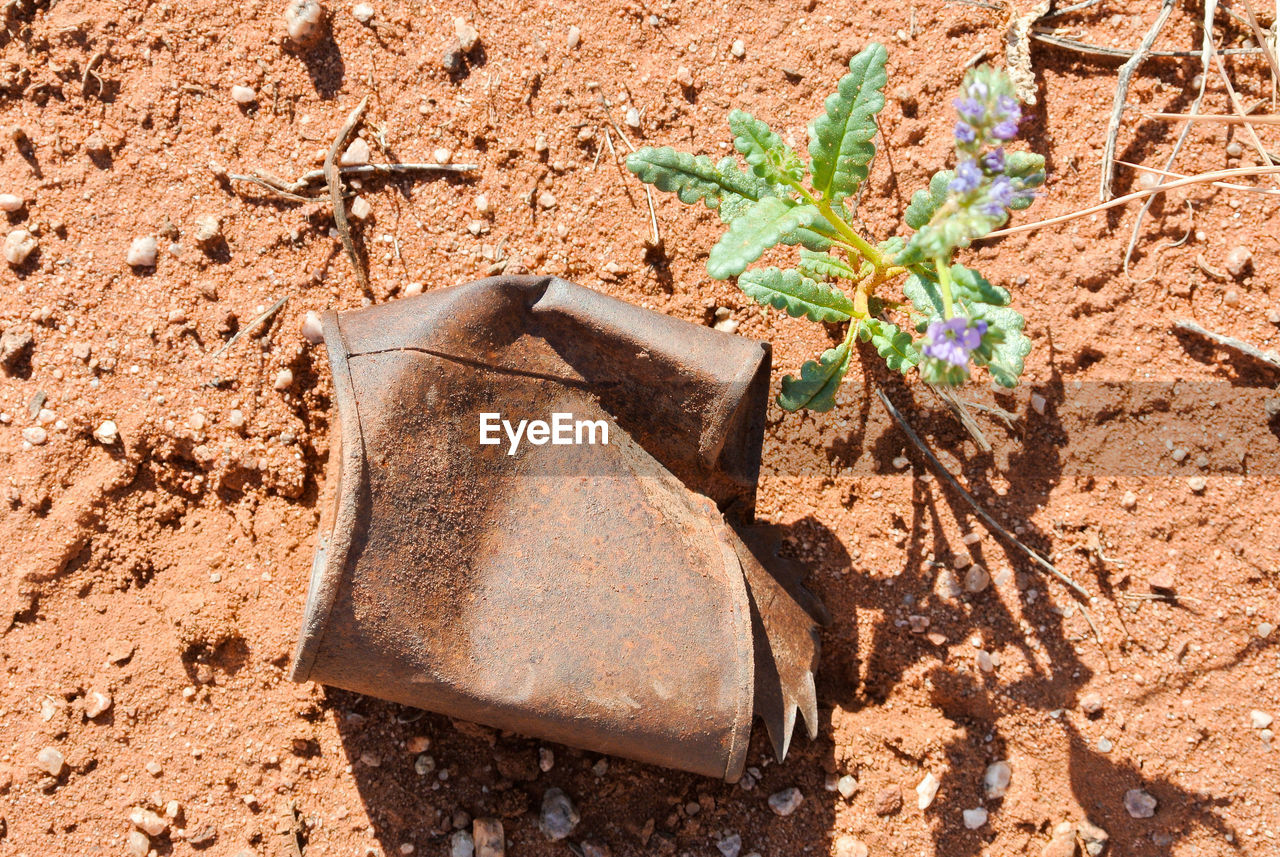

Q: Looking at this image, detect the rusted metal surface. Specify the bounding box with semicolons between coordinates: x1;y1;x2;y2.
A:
290;275;824;781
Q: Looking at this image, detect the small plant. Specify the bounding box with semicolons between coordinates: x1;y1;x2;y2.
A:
626;44;1046;411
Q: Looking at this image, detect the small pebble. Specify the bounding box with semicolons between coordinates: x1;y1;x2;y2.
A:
473;817;504;857
0;193;24;212
413;754;436;775
717;833;742;857
675;65;694;88
538;191;557;209
1123;788;1157;819
625;107;641;129
36;747;65;776
1258;622;1275;638
1077;819;1109;856
836;774;858;799
1224;245;1253;278
964;565;990;593
1186;475;1206;493
538;747;554;772
768;787;803;817
983;761;1011;799
916;771;940;809
566;25;581;50
84;690;112;719
1041;827;1077;857
454;17;480;53
1226;140;1244;158
714;317;739;334
433;148;453;165
892;455;910;469
1080;691;1104;716
349;196;372;220
4;228;37;266
230;85;257;105
194;214;221;246
1224;289;1240;307
404;281;424;296
127;236;157;268
976;650;995;673
274;368;294;391
126;831;150;857
474;194;491;215
145;761;163;776
731;38;746;58
451;831;474;857
963;807;988;829
1096;737;1113;753
284;0;326;46
130;807;168;837
342;137;371;166
1171;447;1187;462
22;426;47;445
352;3;374;24
1121;491;1137;510
1249;710;1273;729
834;837;869;857
302;311;325;344
539;788;579;840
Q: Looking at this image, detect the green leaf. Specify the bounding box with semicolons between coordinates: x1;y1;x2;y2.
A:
949;264;1011;307
626;147;764;211
738;267;855;322
706;197;826;280
797;248;859;281
729;110;805;185
808;42;888;204
858;318;919;373
1005;151;1046;211
903;170;953;230
778;342;852;412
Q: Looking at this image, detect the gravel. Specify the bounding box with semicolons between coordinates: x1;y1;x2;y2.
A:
1121;490;1137;510
230;85;257;105
767;787;803;816
915;771;940;809
127;236;158;267
717;833;742;857
194;214;221;246
1186;475;1206;493
4;228;37;265
675;65;694;88
352;3;374;24
302;311;324;344
130;807;168;837
731;39;746;58
35;747;65;776
983;760;1011;799
84;690;112;719
962;807;988;829
836;774;858;799
1249;710;1273;729
284;0;325;46
450;831;474;857
625;107;641;129
0;193;23;212
454;17;479;52
964;565;990;593
1123;788;1157;819
22;426;48;446
342;137;371;166
1077;818;1109;856
566;25;581;49
539;788;579;840
472;818;503;857
1079;691;1104;716
1224;246;1253;278
126;831;150;857
349;196;372;220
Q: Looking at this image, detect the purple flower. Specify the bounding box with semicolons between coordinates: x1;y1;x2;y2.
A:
954;121;977;144
923;317;988;368
983;147;1005;172
992;119;1020;141
968;80;990;100
955;97;985;124
988;175;1015;207
949;159;983;194
995;95;1020;120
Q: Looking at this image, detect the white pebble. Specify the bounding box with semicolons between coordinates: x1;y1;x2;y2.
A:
964;565;990;593
675;65;694;88
127;236;158;268
538;191;557;209
126;830;150;857
0;193;24;212
1249;710;1273;729
230;85;257;105
4;228;37;265
916;771;940;809
284;0;326;46
1187;475;1206;493
352;3;374;24
1080;691;1104;715
454;17;479;52
22;426;48;446
1123;789;1157;819
566;25;581;49
274;368;294;391
962;807;988;829
349;196;372;220
130;807;168;837
194;214;221;245
983;761;1011;799
93;420;119;445
474;194;491;215
625;107;641;129
302;311;325;344
976;650;994;673
404;281;424;296
836;774;857;799
342;137;371;166
84;690;113;719
434;148;453;165
450;831;474;857
731;39;746;58
1258;622;1275;638
35;746;65;776
1121;490;1137;510
1224;245;1253;278
1030;392;1047;415
767;787;803;816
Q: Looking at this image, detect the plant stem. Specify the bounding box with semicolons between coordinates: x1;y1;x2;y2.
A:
789;183;886;269
935;257;955;318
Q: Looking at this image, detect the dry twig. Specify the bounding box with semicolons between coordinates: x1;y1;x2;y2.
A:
1173;319;1280;371
226;162;477;200
212;297;287;360
326;97;370;292
1100;0;1175;201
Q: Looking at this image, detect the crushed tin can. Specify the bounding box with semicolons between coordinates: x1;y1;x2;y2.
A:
290;275;826;781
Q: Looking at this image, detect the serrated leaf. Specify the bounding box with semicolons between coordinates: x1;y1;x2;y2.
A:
809;42;888;204
1005;151;1046;211
778;343;852;412
797;248;859;281
903;169;954;230
729;110;805;185
738;267;855;322
858;318;919;373
626;147;764;211
706;197;826;280
949;264;1011;307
